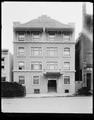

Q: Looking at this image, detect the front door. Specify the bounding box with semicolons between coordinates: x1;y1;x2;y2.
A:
48;80;57;92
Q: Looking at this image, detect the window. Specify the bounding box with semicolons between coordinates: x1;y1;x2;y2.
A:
1;57;5;66
2;77;6;82
34;89;40;94
47;47;57;57
19;76;25;84
48;33;55;40
33;33;40;40
64;76;70;84
31;62;42;70
47;62;58;70
64;48;70;56
64;62;70;70
33;76;39;85
18;47;24;55
1;66;4;69
18;33;25;41
65;89;69;93
63;35;70;40
18;62;24;70
31;47;42;56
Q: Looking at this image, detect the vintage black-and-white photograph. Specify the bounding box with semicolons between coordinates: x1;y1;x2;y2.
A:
1;2;93;113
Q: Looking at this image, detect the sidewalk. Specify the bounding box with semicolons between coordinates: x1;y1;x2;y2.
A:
25;93;74;98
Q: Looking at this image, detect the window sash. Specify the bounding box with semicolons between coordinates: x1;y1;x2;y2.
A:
64;62;70;69
18;47;24;55
63;35;70;40
31;47;42;56
31;63;42;70
64;48;70;56
18;34;25;41
33;76;39;84
64;76;70;84
19;76;25;84
34;89;40;94
47;48;57;57
47;63;58;70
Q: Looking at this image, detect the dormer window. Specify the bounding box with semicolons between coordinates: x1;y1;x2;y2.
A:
33;32;40;40
18;33;25;41
48;33;55;40
63;33;70;40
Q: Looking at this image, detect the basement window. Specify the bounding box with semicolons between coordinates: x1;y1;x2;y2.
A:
34;89;40;94
65;89;69;93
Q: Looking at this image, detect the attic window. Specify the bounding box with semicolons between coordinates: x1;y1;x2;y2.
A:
48;32;55;40
33;32;40;39
18;33;25;41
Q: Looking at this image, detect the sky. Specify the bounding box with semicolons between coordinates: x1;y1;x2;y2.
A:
2;2;93;54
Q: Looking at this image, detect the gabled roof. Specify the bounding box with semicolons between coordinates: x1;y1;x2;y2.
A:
13;15;74;29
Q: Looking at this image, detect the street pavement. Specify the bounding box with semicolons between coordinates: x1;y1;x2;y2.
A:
1;96;92;113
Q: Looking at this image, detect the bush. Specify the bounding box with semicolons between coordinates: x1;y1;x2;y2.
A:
77;87;92;96
1;82;26;98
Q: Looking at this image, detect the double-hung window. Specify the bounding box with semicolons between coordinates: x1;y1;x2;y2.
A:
47;62;58;70
31;62;42;70
48;33;55;40
63;34;70;41
64;48;70;56
19;76;25;84
31;47;42;56
64;62;70;70
64;76;70;84
18;47;24;56
33;76;40;85
33;33;40;40
18;33;25;41
47;47;57;57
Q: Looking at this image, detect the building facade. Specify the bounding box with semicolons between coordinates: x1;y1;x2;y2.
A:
1;49;13;82
75;3;93;92
13;15;75;95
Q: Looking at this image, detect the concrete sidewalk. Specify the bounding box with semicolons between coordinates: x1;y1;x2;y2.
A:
25;93;74;98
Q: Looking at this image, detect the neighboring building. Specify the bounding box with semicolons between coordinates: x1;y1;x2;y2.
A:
75;3;93;92
13;15;75;95
1;49;13;82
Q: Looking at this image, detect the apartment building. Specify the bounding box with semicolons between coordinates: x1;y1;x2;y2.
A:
13;15;75;95
1;49;13;82
75;3;93;92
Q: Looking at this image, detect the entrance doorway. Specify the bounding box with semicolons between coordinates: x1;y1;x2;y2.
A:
48;80;57;92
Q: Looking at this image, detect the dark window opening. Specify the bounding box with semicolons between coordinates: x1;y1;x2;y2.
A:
2;77;6;82
34;89;40;94
65;89;69;93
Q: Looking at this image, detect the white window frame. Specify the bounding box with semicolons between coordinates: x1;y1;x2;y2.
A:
64;76;70;84
31;62;42;70
48;33;56;40
31;47;42;56
32;33;40;40
47;62;58;70
63;34;70;40
18;33;25;41
18;47;25;56
32;75;40;85
47;47;58;57
64;47;70;56
64;62;70;70
19;76;25;84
